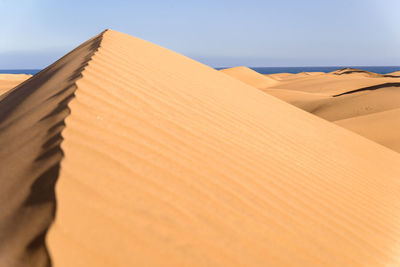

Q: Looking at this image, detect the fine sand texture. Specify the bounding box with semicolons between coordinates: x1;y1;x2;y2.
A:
0;33;102;267
0;74;31;95
43;30;400;266
335;108;400;152
219;66;278;89
221;67;400;151
1;30;400;267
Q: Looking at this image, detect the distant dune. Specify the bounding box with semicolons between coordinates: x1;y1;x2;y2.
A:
0;74;31;95
223;66;400;151
220;66;278;89
330;67;382;77
386;71;400;77
335;108;400;152
265;72;294;80
1;30;400;267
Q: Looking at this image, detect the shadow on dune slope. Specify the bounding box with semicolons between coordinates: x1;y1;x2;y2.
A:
333;82;400;97
0;32;103;267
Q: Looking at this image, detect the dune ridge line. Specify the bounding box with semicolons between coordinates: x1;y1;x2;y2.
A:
44;30;400;266
0;30;106;267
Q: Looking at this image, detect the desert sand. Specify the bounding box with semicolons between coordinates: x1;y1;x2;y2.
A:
387;71;400;77
222;67;400;152
1;30;400;266
220;66;278;89
0;33;102;267
0;74;31;95
335;108;400;152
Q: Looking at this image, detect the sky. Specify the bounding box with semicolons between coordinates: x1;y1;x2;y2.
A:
0;0;399;69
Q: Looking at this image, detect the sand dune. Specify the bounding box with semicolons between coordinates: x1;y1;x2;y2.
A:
304;71;325;76
224;66;400;151
0;33;102;267
220;66;278;89
0;74;31;95
264;72;325;82
263;88;329;112
1;30;400;266
311;85;400;121
330;67;382;78
269;73;399;95
386;71;400;77
271;84;400;122
44;30;400;266
222;68;400;117
223;67;400;121
264;72;294;80
335;108;400;152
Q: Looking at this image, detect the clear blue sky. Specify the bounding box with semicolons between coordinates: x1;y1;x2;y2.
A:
1;0;399;68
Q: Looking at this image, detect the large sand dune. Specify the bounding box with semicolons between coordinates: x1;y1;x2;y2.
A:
0;33;102;267
1;30;400;266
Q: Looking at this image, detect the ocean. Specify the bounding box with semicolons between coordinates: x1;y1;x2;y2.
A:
0;69;41;75
1;66;400;76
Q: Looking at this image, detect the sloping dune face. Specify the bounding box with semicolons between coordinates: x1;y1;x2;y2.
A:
0;32;103;267
44;30;400;266
386;71;400;77
335;108;400;152
220;66;278;89
223;68;400;152
330;68;382;78
0;74;31;96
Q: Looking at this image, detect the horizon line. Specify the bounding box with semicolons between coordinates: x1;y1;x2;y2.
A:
2;65;400;71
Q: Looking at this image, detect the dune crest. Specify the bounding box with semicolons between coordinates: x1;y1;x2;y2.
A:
220;66;278;89
386;71;400;77
0;31;104;267
1;30;400;266
43;30;400;266
330;68;381;77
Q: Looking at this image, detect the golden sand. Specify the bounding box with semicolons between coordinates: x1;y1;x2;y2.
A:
1;30;399;266
223;66;400;151
0;74;31;95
